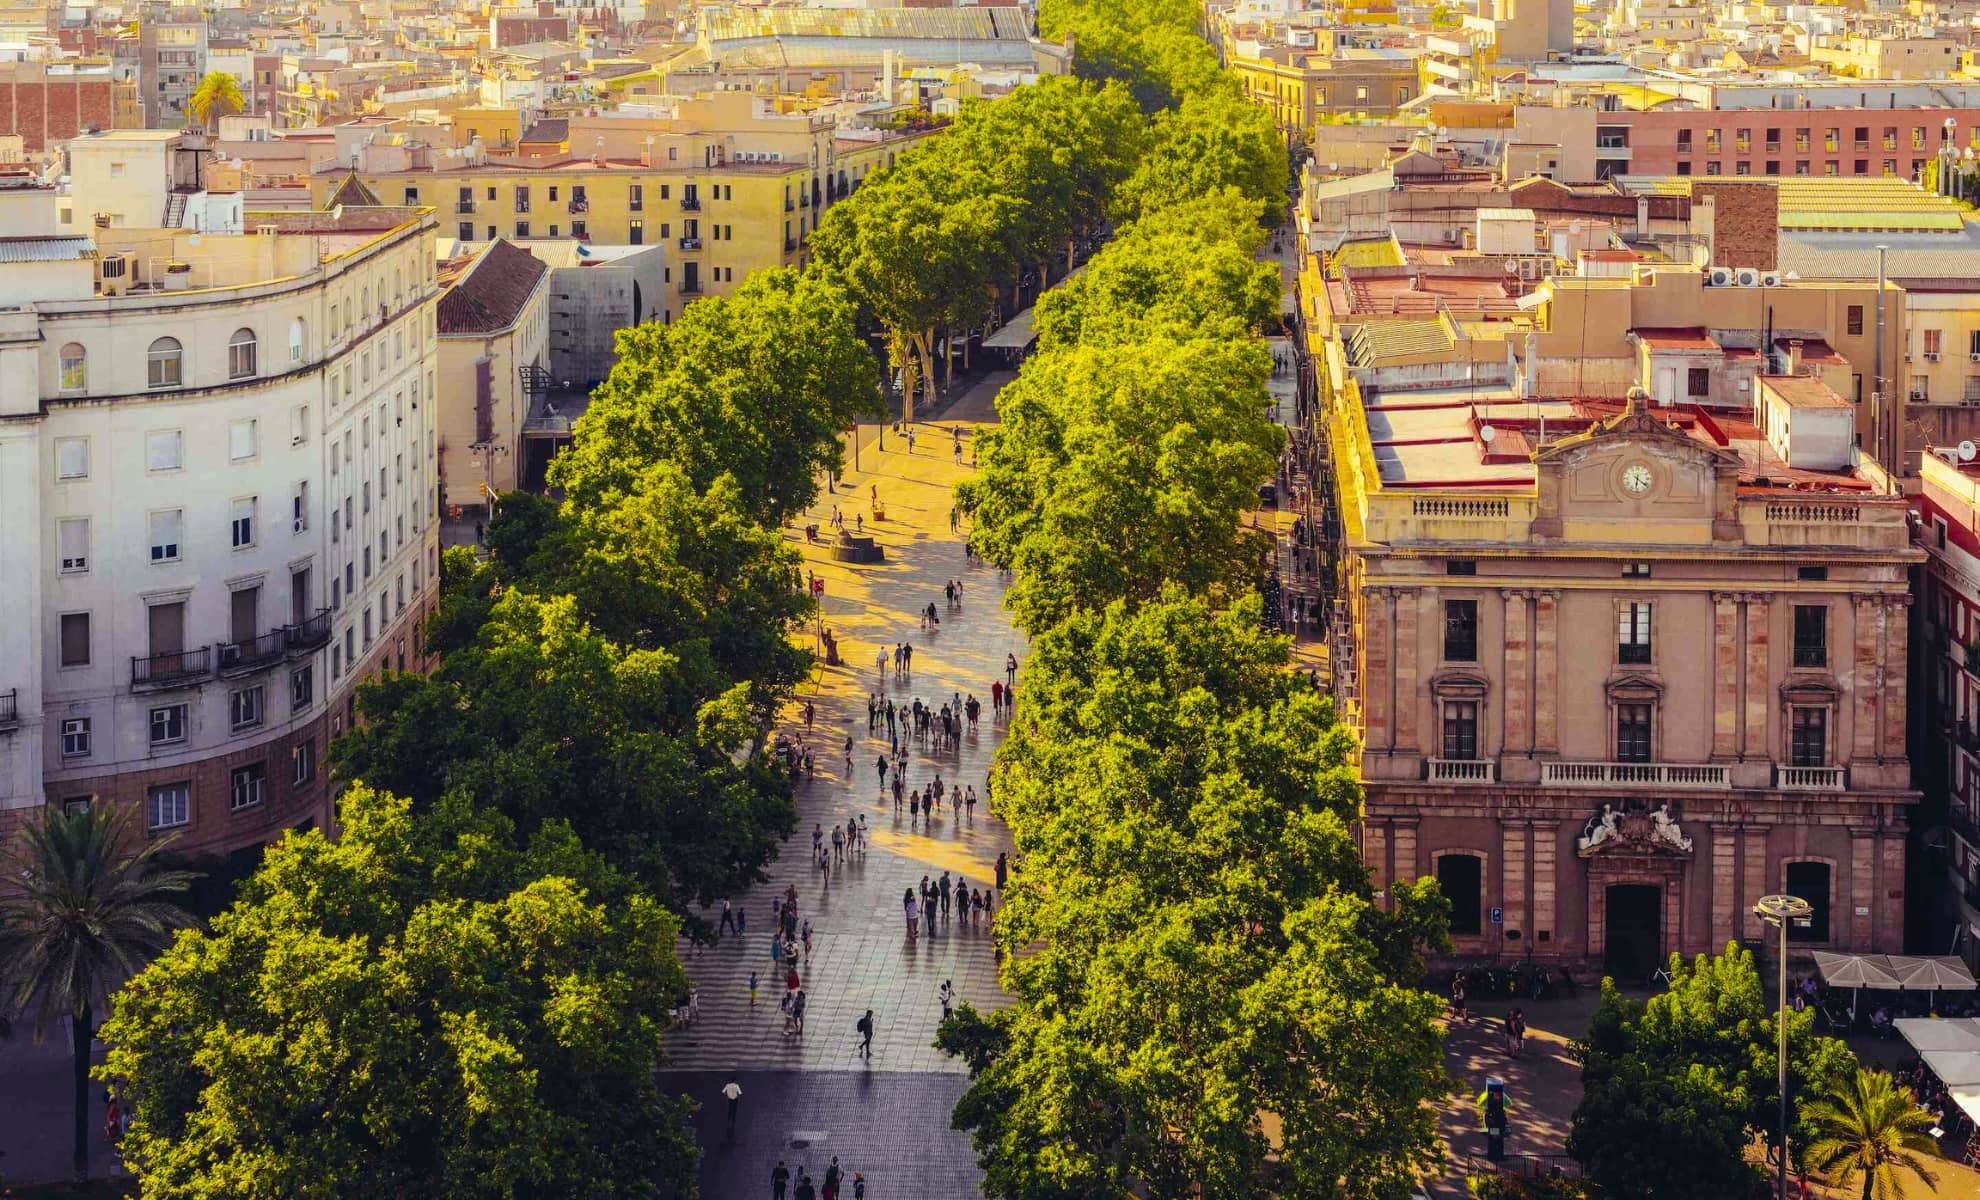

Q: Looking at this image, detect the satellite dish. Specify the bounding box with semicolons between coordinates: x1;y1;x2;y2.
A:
1960;440;1977;462
187;233;201;246
1481;425;1498;443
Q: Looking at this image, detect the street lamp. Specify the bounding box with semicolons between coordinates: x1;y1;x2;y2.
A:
1753;893;1814;1200
1944;118;1961;197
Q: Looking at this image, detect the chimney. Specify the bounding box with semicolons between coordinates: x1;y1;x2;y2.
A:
1786;338;1804;375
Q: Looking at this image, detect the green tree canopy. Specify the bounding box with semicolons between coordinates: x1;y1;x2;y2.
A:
547;267;880;523
99;787;697;1199
1115;90;1291;225
945;591;1448;1198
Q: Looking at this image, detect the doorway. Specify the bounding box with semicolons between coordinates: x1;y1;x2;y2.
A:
1605;884;1664;982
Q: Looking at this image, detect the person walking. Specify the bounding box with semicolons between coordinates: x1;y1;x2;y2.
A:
794;1171;815;1200
852;1173;864;1200
825;1157;843;1199
856;1009;874;1057
801;918;813;960
876;754;889;792
939;979;955;1021
722;1076;743;1128
831;824;845;862
903;887;919;938
719;898;735;936
772;1161;792;1200
995;851;1008;894
804;700;814;730
867;694;878;732
750;970;759;1008
939;871;952;919
794;989;808;1036
991;679;1003;715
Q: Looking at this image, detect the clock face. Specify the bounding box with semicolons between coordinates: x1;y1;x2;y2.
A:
1622;464;1653;494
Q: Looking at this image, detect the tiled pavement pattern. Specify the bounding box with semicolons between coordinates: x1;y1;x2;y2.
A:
665;417;1024;1077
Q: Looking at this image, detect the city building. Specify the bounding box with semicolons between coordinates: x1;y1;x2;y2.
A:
0;169;440;858
0;62;137;155
435;237;549;514
137;4;209;130
1914;444;1980;969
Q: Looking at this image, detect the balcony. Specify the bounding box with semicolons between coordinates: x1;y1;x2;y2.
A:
681;196;701;211
785;237;797;253
0;687;16;731
786;199;795;212
568;197;589;214
1541;760;1732;789
1427;757;1497;784
1777;765;1846;791
132;646;212;691
287;609;333;654
217;629;288;677
455;201;475;214
679;236;702;251
681;281;703;296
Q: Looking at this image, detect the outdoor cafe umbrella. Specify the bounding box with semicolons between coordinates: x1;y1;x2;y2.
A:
1888;955;1980;992
1897;1017;1980;1054
1815;951;1903;1023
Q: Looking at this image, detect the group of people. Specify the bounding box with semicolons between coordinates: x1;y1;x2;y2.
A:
770;1156;864;1200
903;868;996;939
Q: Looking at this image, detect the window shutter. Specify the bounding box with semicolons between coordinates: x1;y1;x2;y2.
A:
474;358;495;442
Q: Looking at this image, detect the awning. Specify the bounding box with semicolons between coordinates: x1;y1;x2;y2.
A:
1923;1049;1980;1087
1897;1018;1980;1054
1814;951;1902;990
1891;956;1980;991
981;308;1037;351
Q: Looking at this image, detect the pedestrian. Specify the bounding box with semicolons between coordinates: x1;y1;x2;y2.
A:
991;679;1003;713
812;824;824;857
876;754;889;790
750;970;759;1007
825;1157;843;1199
995;851;1008;893
856;1008;874;1057
773;1161;792;1200
1006;653;1017;685
771;936;782;968
973;887;987;926
939;871;952;918
906;425;917;454
794;989;807;1035
893;773;904;809
723;1076;742;1127
853;1173;865;1200
904;887;919;938
923;890;937;936
909;790;919;822
795;1171;816;1200
964;785;976;820
787;963;800;994
843;735;853;768
944;580;956;606
737;905;747;936
832;824;845;862
719;898;735;936
804;700;814;730
1450;975;1468;1023
802;918;813;959
939;979;955;1020
876;645;887;676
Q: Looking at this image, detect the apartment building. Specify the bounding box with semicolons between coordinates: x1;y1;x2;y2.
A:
1915;446;1980;970
1227;41;1421;137
0;174;440;857
435;238;549;513
0;62;138;154
137;4;208;129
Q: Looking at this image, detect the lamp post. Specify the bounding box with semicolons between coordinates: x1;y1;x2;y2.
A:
1944;117;1960;196
1753;893;1814;1200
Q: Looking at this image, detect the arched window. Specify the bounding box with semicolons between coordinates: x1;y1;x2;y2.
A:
147;337;183;389
289;318;306;363
360;287;370;323
228;328;258;379
393;268;402;306
58;342;86;392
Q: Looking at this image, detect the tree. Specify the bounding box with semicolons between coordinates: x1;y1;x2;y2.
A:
1116;90;1290;225
957;331;1283;633
1801;1068;1940;1200
1569;943;1856;1199
946;590;1449;1198
98;786;699;1199
548;268;880;523
0;804;196;1180
187;70;245;132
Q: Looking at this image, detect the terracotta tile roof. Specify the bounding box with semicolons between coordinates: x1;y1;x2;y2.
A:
437;238;547;335
521;117;569;143
324;170;382;209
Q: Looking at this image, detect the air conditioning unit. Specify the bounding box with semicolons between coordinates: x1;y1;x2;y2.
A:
1761;271;1783;286
293;516;306;533
1928;351;1942;361
1707;266;1734;286
1735;267;1761;287
1969;352;1980;362
100;253;128;280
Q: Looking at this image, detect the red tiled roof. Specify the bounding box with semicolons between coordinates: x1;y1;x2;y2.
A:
1634;326;1721;351
437;238;548;335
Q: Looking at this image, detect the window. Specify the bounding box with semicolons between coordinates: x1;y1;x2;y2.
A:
229;762;266;811
230;685;264;732
1795;129;1810;152
1791;707;1828;767
1687;367;1711;397
60;717;90;758
146;429;183;472
231;497;256;548
1826;128;1839;151
148;703;188;747
514;185;530;212
1927;329;1945;357
515;220;530;239
1793;604;1827;668
289;318;306;363
630;183;643;211
147;782;190;831
1785;861;1831;942
1618;602;1652;664
1847;305;1864;336
1622;562;1652;578
1616;703;1653;762
1437;854;1483;936
146;337;183;388
59;612;89;667
291;664;314;710
629;218;643;245
1442;701;1479;760
1736;128;1751;152
1797;566;1829;582
293;482;309;533
457;221;473;242
227;328;258;378
148;509;183;562
1447;559;1476;576
57;517;88;574
58;342;86;391
230;418;258;461
1444;599;1478;662
55;437;87;480
293;738;317;786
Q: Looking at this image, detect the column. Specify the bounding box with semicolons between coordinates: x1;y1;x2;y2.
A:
1394;587;1421;754
1392;820;1419;885
1364;587;1393;752
1501;822;1529;942
1712;593;1740;759
1533;822;1557;947
1852;596;1880;763
1502;589;1531;756
1534;590;1560;754
1741;828;1770;940
1711;823;1739;948
1850;834;1876;951
1883;596;1910;761
1742;595;1771;760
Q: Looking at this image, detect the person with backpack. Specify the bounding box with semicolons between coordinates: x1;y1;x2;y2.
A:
856;1009;874;1058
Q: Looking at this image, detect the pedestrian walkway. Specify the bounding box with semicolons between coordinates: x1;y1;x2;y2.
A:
666;420;1023;1076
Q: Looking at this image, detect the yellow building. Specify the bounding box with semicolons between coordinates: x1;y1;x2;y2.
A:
311;93;935;321
1227;40;1421;138
435;238;550;513
1809;33;1961;79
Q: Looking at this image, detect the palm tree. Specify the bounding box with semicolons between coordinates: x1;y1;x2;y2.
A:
1802;1067;1942;1200
187;69;245;132
0;804;196;1180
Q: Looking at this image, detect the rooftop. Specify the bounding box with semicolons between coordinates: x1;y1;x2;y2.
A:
437;238;549;335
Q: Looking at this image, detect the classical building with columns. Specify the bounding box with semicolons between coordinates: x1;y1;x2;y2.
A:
1321;366;1920;977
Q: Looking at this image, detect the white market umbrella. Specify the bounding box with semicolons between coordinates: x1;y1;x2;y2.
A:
1897;1018;1980;1053
1890;956;1980;992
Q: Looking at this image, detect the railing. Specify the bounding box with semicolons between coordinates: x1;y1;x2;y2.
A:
786;199;795;212
567;198;589;213
217;629;288;676
455;201;474;214
0;687;16;729
132;646;213;690
785;237;797;253
523;413;576;436
1777;765;1846;791
1427;757;1496;784
285;609;333;654
679;236;701;250
681;281;702;295
681;196;701;211
514;200;531;213
1541;761;1731;789
1766;501;1861;523
1411;497;1510;518
1793;644;1828;669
